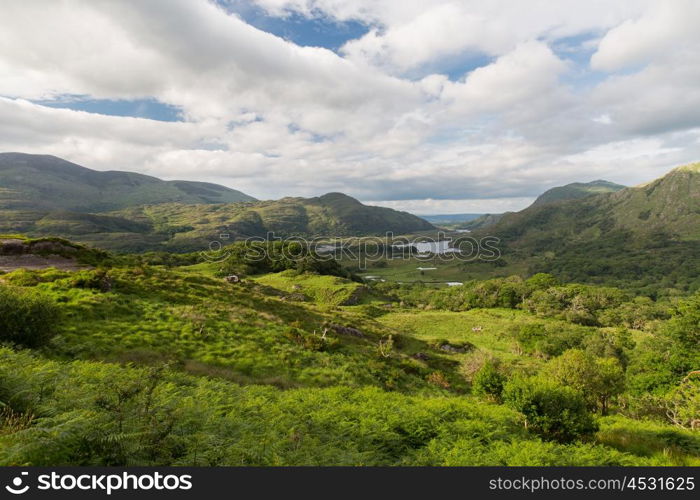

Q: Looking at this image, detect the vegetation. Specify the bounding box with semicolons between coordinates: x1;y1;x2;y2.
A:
0;161;698;467
531;180;625;207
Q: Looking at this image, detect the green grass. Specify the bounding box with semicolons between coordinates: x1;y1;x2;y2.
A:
376;308;561;372
1;253;698;466
253;271;366;306
0;347;673;466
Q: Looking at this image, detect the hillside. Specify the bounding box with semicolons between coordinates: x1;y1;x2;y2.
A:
1;244;698;466
0;154;434;251
419;213;484;225
487;164;699;244
458;213;506;231
532;180;625;206
476;163;700;291
106;192;435;251
0;152;256;211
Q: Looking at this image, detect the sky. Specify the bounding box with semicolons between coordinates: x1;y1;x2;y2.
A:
1;1;699;214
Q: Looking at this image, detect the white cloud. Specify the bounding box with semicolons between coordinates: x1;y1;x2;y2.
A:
0;0;698;212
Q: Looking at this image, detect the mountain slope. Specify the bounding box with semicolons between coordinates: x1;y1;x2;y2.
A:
532;180;625;207
486;164;699;245
455;180;625;231
476;163;700;291
419;213;484;224
0;152;256;211
104;193;435;251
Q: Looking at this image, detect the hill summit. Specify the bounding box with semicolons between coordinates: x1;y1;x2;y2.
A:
0;152;256;211
532;180;625;206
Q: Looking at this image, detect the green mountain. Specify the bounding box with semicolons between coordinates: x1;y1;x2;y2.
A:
458;213;506;230
420;213;484;224
455;180;624;232
103;192;434;251
532;180;625;206
0;152;256;211
478;163;700;291
0;154;434;251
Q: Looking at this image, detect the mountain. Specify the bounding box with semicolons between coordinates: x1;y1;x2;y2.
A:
476;163;700;291
0;154;435;251
100;192;435;251
458;213;506;231
487;164;699;244
531;180;625;207
454;180;625;232
419;213;484;224
0;152;256;211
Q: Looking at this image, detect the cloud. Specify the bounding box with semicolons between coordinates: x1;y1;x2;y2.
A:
0;0;698;213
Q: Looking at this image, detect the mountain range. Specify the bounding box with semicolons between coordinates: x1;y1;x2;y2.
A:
0;153;256;211
0;153;434;251
474;163;700;291
483;164;699;244
458;179;626;231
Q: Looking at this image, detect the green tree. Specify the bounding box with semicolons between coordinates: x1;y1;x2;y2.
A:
543;349;625;414
502;376;597;443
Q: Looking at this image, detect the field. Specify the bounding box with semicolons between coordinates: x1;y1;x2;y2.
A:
1;246;698;466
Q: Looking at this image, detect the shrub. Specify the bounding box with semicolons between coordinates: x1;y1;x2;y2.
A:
0;286;60;347
472;361;506;401
503;376;597;443
542;349;625;414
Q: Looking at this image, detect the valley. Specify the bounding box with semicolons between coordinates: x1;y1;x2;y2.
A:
0;159;698;467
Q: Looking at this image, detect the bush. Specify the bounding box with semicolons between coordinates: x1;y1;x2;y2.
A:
542;349;625;414
472;361;506;401
503;376;597;443
0;286;60;347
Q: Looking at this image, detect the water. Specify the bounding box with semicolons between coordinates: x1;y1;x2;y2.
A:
392;240;459;254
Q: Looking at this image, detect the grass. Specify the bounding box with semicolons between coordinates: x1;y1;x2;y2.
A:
376;308;560;373
253;271;366;306
1;255;697;466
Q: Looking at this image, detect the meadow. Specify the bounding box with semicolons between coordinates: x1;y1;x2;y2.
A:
0;241;698;466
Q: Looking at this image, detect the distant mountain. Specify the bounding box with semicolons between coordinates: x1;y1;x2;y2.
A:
101;192;435;251
419;213;484;225
532;179;625;207
475;163;700;290
458;213;507;231
454;180;625;231
0;154;435;251
0;152;256;211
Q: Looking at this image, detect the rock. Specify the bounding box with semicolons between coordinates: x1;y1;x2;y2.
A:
412;352;429;361
31;241;76;254
437;342;474;354
224;275;240;283
329;324;365;338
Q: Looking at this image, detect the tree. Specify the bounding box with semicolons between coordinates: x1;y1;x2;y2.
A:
543;349;625;414
502;376;597;443
591;357;625;415
665;371;700;430
583;328;634;368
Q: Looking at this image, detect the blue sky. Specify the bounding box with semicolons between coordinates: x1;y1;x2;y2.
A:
1;0;699;214
35;96;183;122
